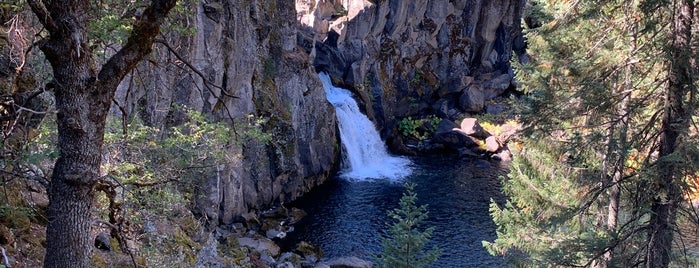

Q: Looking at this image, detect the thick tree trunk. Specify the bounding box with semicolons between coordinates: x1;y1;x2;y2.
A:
26;0;176;266
645;0;694;267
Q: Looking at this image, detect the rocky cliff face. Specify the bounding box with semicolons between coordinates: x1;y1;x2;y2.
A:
297;0;525;139
112;0;524;225
114;0;339;226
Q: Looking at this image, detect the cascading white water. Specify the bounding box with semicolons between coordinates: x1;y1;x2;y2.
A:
319;72;411;180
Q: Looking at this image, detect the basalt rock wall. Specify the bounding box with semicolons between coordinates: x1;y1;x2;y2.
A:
298;0;525;139
113;0;339;226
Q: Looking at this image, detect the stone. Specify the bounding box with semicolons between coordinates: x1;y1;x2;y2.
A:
94;232;111;251
484;136;500;153
237;236;281;257
288;207;307;225
458;118;491;140
276;262;294;268
266;228;287;240
432;119;479;149
459;85;486;112
323;257;373;268
482;73;513;100
260;251;276;266
278;252;302;264
195;234;224;268
486;103;506;115
495;146;513;162
296;241;323;259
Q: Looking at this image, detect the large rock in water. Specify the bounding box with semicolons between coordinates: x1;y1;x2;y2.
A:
323;257;374;268
112;0;340;227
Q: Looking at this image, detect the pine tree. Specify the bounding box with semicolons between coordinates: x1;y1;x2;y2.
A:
375;183;441;268
484;0;698;267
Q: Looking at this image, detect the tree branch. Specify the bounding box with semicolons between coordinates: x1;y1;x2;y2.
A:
98;0;178;92
26;0;58;33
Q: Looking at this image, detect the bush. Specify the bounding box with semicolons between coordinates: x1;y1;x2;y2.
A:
397;116;440;141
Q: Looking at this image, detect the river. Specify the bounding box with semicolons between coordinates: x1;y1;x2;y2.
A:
286;156;508;268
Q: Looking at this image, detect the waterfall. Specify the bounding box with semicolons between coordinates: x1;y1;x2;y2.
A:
319;72;411;180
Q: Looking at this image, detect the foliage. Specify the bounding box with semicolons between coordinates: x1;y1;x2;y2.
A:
375;183;440;268
483;138;608;266
485;0;699;266
102;108;271;212
397;116;440;141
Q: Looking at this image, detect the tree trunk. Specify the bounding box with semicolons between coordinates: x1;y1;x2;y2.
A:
26;0;177;266
645;0;695;267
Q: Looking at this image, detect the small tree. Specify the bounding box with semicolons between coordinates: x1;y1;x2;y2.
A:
376;183;440;268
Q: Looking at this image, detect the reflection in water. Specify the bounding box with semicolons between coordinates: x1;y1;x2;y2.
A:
286;156;508;267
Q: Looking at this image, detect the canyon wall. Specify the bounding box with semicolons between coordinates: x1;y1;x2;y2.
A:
113;0;339;226
298;0;525;140
113;0;524;225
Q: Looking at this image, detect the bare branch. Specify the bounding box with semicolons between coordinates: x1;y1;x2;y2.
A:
154;38;237;99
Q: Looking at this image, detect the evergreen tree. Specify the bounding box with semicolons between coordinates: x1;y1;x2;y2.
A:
376;183;440;268
484;0;698;267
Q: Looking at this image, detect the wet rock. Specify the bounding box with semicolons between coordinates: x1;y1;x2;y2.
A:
296;241;323;259
323;256;373;268
288;207;307;225
266;228;287;240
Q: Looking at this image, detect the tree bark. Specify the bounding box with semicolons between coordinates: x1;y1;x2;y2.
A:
645;0;695;267
26;0;176;266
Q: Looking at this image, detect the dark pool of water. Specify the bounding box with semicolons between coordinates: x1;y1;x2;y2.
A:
285;156;508;268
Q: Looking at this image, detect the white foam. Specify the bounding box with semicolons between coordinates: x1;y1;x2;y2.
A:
319;72;411;180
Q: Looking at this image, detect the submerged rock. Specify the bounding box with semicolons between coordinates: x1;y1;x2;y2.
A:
322;256;373;268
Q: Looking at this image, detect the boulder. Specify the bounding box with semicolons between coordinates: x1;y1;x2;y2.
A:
265;228;287;240
432;119;478;149
457;118;491;140
237;236;281;257
482;73;513;100
459;85;485;112
484;136;500;153
323;256;373;268
296;241;323;259
288;207;307;225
